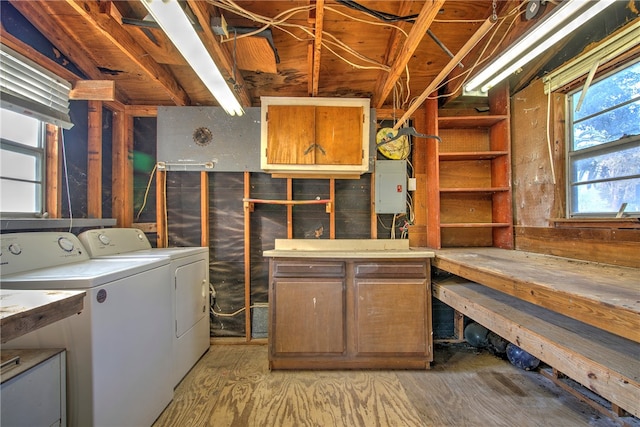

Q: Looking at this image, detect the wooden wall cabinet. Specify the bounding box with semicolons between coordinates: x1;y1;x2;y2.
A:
268;258;432;369
260;97;370;177
430;85;513;248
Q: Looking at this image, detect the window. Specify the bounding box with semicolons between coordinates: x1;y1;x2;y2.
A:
0;108;46;215
567;59;640;217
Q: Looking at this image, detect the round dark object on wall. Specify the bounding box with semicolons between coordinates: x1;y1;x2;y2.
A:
506;343;540;370
193;127;213;146
464;322;489;348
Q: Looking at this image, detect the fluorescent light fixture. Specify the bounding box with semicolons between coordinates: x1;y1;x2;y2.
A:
465;0;617;94
141;0;244;116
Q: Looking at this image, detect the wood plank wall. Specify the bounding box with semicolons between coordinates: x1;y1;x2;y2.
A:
511;78;639;268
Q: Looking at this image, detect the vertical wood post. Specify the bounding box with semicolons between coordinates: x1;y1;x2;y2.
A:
45;124;61;218
112;108;133;227
200;172;209;247
156;170;167;247
243;171;252;341
329;178;335;239
87;100;102;218
425;95;440;248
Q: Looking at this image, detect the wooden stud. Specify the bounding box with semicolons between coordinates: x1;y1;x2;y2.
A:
425;96;440;249
243;171;252;341
329;178;335;239
287;178;293;239
155;170;167;248
87;100;102;219
200;172;209;247
111;108;134;227
370;173;377;238
45;124;61;218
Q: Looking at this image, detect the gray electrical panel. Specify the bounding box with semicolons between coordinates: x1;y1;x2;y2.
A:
374;160;406;214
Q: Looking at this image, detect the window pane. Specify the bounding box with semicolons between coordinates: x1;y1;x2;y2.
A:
571;177;640;215
571;145;640;183
0;178;39;212
0;150;38;181
572;100;640;150
0;108;40;146
572;61;640;121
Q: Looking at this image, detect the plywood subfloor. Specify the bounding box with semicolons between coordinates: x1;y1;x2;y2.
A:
153;344;627;427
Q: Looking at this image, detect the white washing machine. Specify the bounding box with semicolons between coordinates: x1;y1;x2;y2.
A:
0;232;173;427
78;228;210;388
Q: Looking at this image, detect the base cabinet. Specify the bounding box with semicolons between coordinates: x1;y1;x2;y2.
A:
1;349;66;427
268;258;432;369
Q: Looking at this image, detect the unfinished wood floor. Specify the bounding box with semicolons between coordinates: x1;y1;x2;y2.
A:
153;344;622;427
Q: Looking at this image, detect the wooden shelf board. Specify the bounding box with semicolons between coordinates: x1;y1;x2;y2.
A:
438;115;508;129
440;187;510;193
439;151;508;160
440;222;511;228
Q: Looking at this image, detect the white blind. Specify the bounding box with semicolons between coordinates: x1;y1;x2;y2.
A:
0;44;73;129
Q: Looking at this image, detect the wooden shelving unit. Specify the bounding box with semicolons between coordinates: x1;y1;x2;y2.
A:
432;85;513;249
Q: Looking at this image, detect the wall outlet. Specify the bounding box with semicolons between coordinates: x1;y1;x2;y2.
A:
408;177;417;191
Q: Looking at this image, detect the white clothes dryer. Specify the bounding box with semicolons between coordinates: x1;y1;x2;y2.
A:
79;228;210;388
0;232;173;427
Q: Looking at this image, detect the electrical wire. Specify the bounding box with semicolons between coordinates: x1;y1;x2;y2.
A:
60;128;73;232
135;163;157;221
212;302;269;318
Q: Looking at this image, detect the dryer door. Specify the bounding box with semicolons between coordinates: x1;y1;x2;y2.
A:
175;259;208;337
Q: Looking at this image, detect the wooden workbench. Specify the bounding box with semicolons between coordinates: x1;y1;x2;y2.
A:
432;248;640;343
0;289;85;344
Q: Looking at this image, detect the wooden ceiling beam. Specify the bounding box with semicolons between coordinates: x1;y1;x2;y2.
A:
374;0;446;109
70;80;116;101
186;0;252;107
310;0;325;96
63;0;190;106
372;0;414;108
8;0;103;81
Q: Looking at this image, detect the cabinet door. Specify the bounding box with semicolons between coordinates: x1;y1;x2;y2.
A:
272;278;345;355
266;105;316;165
315;106;363;165
354;278;428;355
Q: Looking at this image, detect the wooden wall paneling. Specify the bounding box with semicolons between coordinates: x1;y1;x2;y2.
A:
45;124;61;218
425;97;440;249
514;226;640;268
87;100;102;218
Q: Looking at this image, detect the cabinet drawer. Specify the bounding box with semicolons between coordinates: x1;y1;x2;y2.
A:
272;261;345;278
354;262;427;278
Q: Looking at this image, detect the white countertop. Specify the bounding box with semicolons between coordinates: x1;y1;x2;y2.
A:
263;239;435;259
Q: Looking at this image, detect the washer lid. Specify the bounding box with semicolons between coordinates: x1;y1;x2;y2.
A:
1;257;169;289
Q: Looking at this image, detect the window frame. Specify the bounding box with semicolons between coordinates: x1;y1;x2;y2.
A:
0;108;47;216
565;58;640;218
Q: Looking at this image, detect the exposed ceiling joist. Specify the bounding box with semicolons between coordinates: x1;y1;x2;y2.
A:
310;0;325;96
63;0;190;106
374;0;446;109
186;0;252;107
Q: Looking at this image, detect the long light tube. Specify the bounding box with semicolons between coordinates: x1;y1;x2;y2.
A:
465;0;616;94
141;0;244;116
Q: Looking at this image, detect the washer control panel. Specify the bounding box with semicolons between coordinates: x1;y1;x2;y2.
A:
78;228;152;257
0;232;89;276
